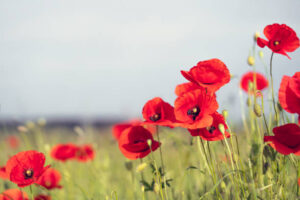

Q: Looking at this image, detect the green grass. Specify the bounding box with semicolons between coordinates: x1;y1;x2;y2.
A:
0;116;299;200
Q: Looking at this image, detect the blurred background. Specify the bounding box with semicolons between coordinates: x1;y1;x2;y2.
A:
0;0;299;127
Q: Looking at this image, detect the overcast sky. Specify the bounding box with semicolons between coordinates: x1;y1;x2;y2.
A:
0;0;299;121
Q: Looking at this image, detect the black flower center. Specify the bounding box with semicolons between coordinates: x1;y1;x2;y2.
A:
187;106;200;121
208;126;216;134
150;113;161;122
23;169;34;179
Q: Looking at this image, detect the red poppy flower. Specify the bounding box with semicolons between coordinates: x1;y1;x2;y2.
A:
36;168;62;190
264;123;300;155
181;59;230;93
50;144;77;162
278;72;300;114
257;23;300;59
118;125;160;160
0;166;8;180
0;189;28;200
5;150;50;187
174;89;219;129
188;112;230;141
112;119;156;140
6;135;20;149
298;178;300;187
175;82;199;96
35;194;51;200
74;145;95;162
240;71;269;93
142;97;176;127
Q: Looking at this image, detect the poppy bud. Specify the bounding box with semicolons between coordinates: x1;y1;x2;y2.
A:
259;51;264;59
136;162;147;172
247;56;255;66
246;97;252;106
222;110;228;120
154;183;160;194
147;139;152;147
218;124;225;135
254;31;260;41
253;104;262;117
125;161;133;171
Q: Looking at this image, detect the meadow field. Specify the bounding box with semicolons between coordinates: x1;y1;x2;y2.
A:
0;23;299;200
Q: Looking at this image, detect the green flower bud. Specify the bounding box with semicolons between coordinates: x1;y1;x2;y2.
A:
218;124;225;135
147;139;152;147
253;104;262;117
247;56;255;66
222;110;228;120
259;51;264;59
246;97;252;107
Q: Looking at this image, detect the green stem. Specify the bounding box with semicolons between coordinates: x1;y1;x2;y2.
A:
269;52;279;125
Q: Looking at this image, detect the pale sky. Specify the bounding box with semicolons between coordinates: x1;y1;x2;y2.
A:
0;0;299;120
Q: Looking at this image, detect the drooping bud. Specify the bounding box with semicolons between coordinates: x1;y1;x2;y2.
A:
253;104;262;117
247;56;255;66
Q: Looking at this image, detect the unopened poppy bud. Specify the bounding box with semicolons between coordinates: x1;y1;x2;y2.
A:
247;56;255;66
222;110;228;120
154;183;160;194
147;139;152;147
125;161;133;171
246;97;252;106
259;51;264;58
218;124;225;135
253;104;262;117
254;31;260;41
136;162;147;172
